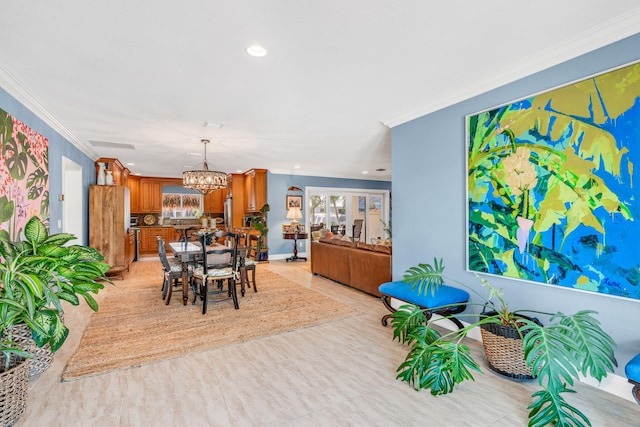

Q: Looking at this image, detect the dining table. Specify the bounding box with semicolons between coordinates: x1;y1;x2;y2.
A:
168;241;203;305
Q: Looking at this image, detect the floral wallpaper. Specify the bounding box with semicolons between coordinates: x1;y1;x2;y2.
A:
467;61;640;300
0;107;49;240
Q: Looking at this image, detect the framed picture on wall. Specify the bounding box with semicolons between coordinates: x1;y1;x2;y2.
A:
286;195;303;210
466;60;640;301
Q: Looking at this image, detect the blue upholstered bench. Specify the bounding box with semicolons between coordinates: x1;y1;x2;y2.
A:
378;280;470;329
625;353;640;403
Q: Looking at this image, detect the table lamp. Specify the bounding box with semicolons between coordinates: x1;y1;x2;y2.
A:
286;207;303;230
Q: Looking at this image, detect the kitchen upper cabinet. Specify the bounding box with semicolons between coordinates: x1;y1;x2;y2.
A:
244;168;267;213
139;178;163;213
128;175;140;213
203;188;226;214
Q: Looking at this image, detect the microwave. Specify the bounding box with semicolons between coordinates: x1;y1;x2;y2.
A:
130;217;138;226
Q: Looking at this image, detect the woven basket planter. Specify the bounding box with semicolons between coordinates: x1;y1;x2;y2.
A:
479;312;541;381
0;356;29;426
4;323;54;377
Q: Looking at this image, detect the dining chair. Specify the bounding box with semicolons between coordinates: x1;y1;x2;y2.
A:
352;219;364;242
233;231;257;296
238;244;258;295
157;237;187;304
191;231;240;314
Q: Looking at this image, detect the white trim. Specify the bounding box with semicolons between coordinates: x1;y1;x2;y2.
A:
384;9;640;128
0;64;97;159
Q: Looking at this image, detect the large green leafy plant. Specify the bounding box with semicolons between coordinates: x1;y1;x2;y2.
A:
0;216;109;370
391;259;617;427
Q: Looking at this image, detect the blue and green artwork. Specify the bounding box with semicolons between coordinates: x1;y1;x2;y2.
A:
467;61;640;300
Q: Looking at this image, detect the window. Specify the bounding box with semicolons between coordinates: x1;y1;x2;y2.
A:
162;193;202;218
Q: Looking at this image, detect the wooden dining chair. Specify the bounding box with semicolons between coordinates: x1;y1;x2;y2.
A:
234;231;257;296
191;232;240;314
157;237;187;305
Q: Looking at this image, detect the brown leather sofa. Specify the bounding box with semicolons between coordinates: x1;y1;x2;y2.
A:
310;237;391;297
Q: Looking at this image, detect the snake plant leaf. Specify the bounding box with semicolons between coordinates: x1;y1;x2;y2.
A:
528;387;590;427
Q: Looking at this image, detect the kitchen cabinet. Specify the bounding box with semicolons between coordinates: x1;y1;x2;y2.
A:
139;226;173;254
139;178;163;213
128;175;140;213
244;168;267;213
89;185;130;277
204;188;226;214
95;157;129;187
127;229;135;266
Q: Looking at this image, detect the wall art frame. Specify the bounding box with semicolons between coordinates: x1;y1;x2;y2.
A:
466;60;640;300
286;195;302;210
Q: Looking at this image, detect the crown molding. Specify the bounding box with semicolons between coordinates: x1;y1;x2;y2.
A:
384;9;640;128
0;65;98;159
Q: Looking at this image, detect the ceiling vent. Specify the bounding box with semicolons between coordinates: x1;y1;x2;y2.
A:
89;140;136;150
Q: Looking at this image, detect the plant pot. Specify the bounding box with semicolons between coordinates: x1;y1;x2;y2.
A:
479;312;541;381
0;356;29;426
257;250;269;262
4;323;54;377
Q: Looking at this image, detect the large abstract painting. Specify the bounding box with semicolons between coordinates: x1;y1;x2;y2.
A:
467;61;640;300
0;108;49;240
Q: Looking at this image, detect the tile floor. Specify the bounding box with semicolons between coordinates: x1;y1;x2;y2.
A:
15;259;639;426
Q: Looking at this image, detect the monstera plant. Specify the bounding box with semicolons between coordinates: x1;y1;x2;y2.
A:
390;259;617;427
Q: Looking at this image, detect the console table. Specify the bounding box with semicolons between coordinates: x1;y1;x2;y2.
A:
283;232;308;262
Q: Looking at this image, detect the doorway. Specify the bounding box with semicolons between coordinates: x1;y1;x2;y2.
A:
62;156;84;245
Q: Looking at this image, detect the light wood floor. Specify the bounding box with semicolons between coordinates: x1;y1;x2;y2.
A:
16;259;639;426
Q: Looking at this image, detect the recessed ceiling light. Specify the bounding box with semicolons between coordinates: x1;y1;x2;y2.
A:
203;121;223;129
127;162;135;166
246;45;267;57
294;165;301;169
236;169;243;173
362;171;369;174
186;152;202;156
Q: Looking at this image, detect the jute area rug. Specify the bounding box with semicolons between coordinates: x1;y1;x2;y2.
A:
61;259;359;381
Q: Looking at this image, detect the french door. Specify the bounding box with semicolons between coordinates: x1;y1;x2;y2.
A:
306;187;390;243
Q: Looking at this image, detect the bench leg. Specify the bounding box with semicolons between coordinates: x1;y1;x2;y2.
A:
630;380;640;404
380;295;466;330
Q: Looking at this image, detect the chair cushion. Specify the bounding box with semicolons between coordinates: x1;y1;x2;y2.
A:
378;281;469;309
625;353;640;382
193;267;235;278
169;264;183;273
244;260;258;266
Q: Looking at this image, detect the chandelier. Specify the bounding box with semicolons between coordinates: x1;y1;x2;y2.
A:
182;139;227;195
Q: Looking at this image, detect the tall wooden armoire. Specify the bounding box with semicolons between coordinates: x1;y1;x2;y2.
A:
89;185;130;278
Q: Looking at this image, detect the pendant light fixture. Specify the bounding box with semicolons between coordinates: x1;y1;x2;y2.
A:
182;139;227;195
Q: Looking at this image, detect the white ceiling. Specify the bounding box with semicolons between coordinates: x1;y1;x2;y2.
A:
1;1;640;181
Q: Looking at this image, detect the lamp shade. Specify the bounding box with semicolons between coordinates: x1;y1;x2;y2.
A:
286;207;302;221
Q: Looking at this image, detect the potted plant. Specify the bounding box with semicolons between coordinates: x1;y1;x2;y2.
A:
0;216;110;424
390;258;617;427
248;203;270;261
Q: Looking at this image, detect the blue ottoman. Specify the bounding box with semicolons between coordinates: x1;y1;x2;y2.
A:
625;353;640;403
378;280;469;329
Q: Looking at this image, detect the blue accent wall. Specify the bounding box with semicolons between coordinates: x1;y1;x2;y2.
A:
391;32;640;374
0;87;95;243
267;173;391;256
